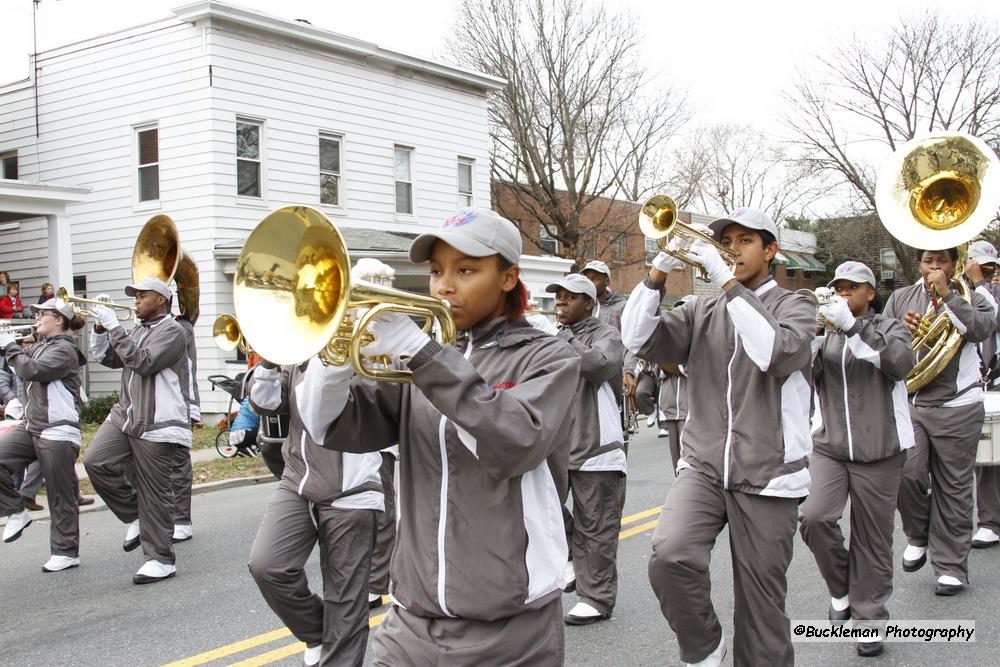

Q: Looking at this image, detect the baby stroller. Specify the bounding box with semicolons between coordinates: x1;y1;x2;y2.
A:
207;372;260;458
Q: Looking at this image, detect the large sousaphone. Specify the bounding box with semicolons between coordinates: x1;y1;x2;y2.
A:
875;131;1000;392
133;215;200;324
233;206;455;382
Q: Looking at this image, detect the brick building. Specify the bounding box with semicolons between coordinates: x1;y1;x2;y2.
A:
816;215;911;292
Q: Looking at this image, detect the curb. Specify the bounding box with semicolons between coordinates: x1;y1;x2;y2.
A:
1;474;277;526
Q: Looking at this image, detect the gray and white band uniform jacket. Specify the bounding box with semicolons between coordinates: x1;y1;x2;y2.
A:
90;314;192;447
321;316;580;622
811;310;916;463
975;280;1000;374
622;276;815;497
883;281;997;406
659;367;688;421
558;316;626;472
176;318;201;423
4;335;87;445
248;359;383;510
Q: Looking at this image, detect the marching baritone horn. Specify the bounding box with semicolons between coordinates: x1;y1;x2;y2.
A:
874;131;1000;392
638;194;739;281
233;206;456;382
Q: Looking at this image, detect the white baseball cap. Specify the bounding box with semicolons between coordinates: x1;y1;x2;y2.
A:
409;208;522;265
969;240;999;266
708;207;778;241
30;297;76;321
124;277;173;299
581;260;611;279
545;273;598;301
827;261;877;289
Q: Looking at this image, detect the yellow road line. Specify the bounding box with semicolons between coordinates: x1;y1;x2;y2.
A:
620;506;660;526
619;519;658;541
164;509;659;667
161;628;293;667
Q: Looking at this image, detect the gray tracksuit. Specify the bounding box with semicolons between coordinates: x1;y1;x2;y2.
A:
1;335;86;556
89;314;192;447
0;355;25;407
84;314;191;566
247;358;383;667
321;316;580;663
978;282;1000;535
884;281;996;583
559;316;626;617
622;275;814;666
172;318;200;526
658;368;687;471
594;289;627;331
799;309;916;622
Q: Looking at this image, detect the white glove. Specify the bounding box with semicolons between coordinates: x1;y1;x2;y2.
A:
686;240;735;288
360;310;431;361
4;397;23;420
352;257;395;285
819;296;856;332
651;251;685;274
90;304;120;330
525;313;559;335
0;331;15;348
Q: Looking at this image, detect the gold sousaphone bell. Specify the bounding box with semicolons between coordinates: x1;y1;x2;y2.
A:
874;131;1000;392
233;206;456;382
638;195;739;281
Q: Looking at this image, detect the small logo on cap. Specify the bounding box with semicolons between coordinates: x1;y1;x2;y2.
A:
443;210;478;228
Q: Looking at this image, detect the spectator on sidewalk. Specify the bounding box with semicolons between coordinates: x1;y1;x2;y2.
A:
0;282;25;319
38;283;55;305
0;271;9;298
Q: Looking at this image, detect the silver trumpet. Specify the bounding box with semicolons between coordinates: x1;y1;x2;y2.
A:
796;287;838;331
0;322;37;341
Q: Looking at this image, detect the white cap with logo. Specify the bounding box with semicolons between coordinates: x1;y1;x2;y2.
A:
968;240;999;266
581;260;611;279
707;207;778;241
30;298;76;321
545;273;598;301
827;261;877;289
124;277;173;300
409;208;522;265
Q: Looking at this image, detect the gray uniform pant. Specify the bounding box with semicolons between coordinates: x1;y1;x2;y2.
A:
83;421;179;565
19;460;44;499
975;465;1000;533
565;469;625;616
662;420;683;472
898;402;983;583
371;597;564;666
799;451;906;621
634;372;658;415
171;445;193;525
248;481;376;667
648;467;798;666
0;425;79;556
369;452;396;596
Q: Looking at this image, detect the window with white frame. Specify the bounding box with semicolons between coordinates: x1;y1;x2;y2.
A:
644;237;659;265
612;234;627;262
457;157;474;207
136;127;159;202
539;226;558;255
319;134;341;206
236;119;262;198
394;146;413;214
880;247;897;280
0;151;17;180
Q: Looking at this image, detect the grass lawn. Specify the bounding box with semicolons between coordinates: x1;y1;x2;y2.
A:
79;422;218;455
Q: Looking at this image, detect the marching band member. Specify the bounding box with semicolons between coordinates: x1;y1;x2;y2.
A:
632;361;664;434
546;273;626;626
171;313;200;544
621;207;814;666
83;278;192;584
317;208;580;664
885;248;996;595
246;354;384;667
965;241;1000;548
0;298;86;572
798;261;915;658
368;446;398;610
657;369;688;471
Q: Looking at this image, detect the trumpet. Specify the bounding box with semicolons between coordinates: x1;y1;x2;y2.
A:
638;194;739;281
233;206;456;382
56;288;135;321
0;322;37;341
796;287;837;331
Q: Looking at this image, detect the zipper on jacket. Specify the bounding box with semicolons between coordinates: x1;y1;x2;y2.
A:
297;432;310;495
840;341;855;461
723;330;739;489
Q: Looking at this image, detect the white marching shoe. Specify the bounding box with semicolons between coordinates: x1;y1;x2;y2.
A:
564;601;608;625
172;524;194;543
686;631;726;667
658;428;669;438
2;510;32;543
972;527;1000;548
303;644;322;666
133;560;176;585
42;555;80;572
646;414;656;428
901;544;926;572
122;519;141;552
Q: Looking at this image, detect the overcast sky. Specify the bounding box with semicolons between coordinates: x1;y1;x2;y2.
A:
2;0;997;129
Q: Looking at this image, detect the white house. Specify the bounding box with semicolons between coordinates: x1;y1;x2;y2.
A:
0;1;571;415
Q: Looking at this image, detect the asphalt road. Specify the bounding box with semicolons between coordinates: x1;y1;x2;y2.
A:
1;425;998;666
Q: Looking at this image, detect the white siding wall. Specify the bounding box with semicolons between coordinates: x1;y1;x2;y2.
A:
0;14;495;415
